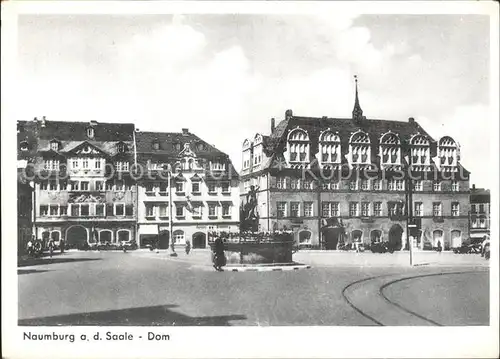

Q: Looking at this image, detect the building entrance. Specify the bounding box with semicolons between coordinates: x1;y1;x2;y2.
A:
388;224;404;251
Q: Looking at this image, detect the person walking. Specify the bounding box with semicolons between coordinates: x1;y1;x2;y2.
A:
437;240;442;253
213;236;226;271
48;238;54;258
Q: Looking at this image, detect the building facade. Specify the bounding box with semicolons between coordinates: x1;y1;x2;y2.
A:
240;83;470;251
18;118;138;248
469;185;490;241
135;129;239;249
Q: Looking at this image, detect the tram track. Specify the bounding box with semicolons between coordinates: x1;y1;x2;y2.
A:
341;269;488;326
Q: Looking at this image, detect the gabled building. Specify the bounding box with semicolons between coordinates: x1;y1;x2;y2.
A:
469;185;490;241
18;117;138;248
240;79;470;251
135;128;239;249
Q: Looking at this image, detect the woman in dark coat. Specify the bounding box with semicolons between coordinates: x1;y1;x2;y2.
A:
213;237;226;271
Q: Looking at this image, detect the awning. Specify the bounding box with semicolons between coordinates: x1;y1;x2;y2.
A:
140;224;158;235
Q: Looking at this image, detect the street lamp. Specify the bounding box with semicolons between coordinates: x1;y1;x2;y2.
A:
404;150;414;266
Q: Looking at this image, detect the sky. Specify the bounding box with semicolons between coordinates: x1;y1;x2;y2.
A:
16;13;492;188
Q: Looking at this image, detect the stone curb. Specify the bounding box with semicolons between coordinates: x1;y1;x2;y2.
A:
224;264;312;272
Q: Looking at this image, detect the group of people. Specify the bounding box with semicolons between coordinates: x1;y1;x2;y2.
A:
26;236;58;258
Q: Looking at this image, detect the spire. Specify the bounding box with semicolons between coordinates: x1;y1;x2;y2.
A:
352;75;364;122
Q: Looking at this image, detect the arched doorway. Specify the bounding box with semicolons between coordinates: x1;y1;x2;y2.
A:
66;226;88;247
388;225;404;251
370;230;382;244
99;230;112;244
192;232;206;249
158;230;170;249
351;230;363;244
173;230;185;245
117;230;130;243
433;229;444;249
451;230;462;248
323;228;342;250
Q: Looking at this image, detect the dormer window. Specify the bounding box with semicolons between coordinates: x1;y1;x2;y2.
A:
319;129;341;165
20;141;29;151
438;136;459;167
210;161;225;171
410;134;431;166
87;127;94;139
349;130;371;165
287;127;310;164
174;143;181;151
50;140;60;152
379;132;401;166
152;140;160;150
197;142;205;151
117;143;127;153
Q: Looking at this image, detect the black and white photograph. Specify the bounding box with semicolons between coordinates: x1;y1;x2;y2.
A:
2;1;499;358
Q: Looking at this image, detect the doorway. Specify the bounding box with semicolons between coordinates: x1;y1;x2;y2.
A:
158;230;170;249
388;224;404;251
192;232;206;249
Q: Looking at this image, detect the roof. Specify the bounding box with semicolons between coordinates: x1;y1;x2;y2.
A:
470;188;490;203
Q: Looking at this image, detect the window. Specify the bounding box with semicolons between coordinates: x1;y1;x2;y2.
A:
349;202;359;217
87;127;94;138
208;183;216;193
451;202;460;217
71;159;79;169
115;204;124;216
304;202;313;217
59;205;67;216
20;141;29;151
95;158;102;169
80;204;89;216
50;141;59;151
290;202;300;218
413;181;423;191
349;181;358;191
288;129;310;163
290;178;300;190
361;202;370;216
40;205;48;216
319;131;341;164
349;131;371;164
331;180;340;190
82;158;89;169
175;182;184;193
373;202;382;216
71;205;79;217
478;204;485;213
117;143;126;153
221;182;230;193
389;202;404;216
277;202;287;218
302;180;313;190
44;160;60;171
299;231;312;245
176;205;185;217
433;181;441;192
210;162;225;171
372;179;382;191
479;217;486;228
146;204;155;218
414;202;423;217
322;202;339;217
49;205;58;216
208;204;217;217
388;179;405;191
70;181;79;191
40;181;48;190
159;183;168;194
49;180;57;190
433;202;442;217
81;181;89;191
451;180;459;192
159;205;168;218
361;180;370;191
222;204;231;217
95;204;105;217
192;182;200;193
153;141;160;150
116;161;129;172
276;177;286;189
93;181;103;191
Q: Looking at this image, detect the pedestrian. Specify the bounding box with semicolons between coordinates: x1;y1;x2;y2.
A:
437;240;442;253
48;238;54;258
213;236;226;271
185;240;191;255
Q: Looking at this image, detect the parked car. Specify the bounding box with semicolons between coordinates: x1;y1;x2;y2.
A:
453;243;482;254
370;241;395;254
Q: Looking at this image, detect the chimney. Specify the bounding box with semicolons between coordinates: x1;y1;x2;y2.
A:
408;117;415;123
285;109;293;120
41;116;46;127
182;128;189;136
270;118;275;133
472;184;476;190
33;117;38;122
